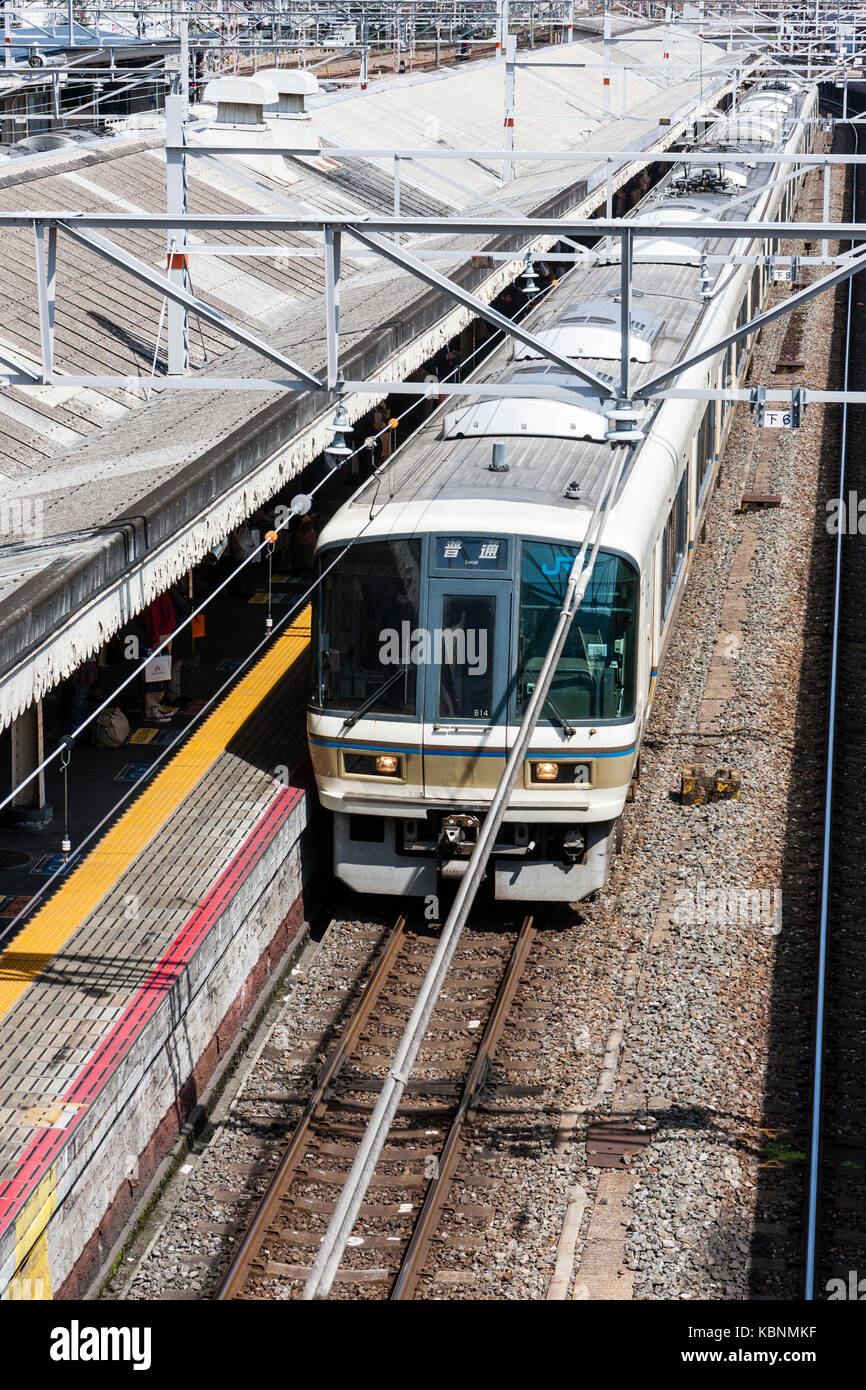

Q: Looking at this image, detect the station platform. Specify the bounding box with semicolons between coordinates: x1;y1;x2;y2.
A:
0;608;313;1300
0;560;317;920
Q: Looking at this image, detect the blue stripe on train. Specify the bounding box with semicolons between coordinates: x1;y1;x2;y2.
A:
310;737;637;760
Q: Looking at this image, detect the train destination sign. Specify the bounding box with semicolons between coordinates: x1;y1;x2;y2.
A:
434;537;509;570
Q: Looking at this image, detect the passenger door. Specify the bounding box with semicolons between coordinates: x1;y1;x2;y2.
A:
421;578;511;802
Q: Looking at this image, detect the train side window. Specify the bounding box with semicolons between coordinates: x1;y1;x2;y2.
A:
697;402;715;498
661;470;689;615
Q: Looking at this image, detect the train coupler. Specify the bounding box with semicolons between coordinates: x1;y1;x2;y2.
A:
438;813;479;857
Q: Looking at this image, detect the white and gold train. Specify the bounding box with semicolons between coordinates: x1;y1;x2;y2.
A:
308;79;818;901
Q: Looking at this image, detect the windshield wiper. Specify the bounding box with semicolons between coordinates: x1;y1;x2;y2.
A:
544;694;576;740
340;665;406;733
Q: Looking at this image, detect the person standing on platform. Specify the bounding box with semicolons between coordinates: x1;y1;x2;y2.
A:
140;593;177;722
166;580;194;706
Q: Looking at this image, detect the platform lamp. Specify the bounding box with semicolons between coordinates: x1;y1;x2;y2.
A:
324;400;353;469
58;735;74;858
264;530;278;635
521;253;539;295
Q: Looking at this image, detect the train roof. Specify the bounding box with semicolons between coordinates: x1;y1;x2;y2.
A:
352;269;701;515
322;80;816;545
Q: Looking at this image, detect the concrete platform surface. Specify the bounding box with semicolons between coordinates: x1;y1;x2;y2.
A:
0;609;313;1299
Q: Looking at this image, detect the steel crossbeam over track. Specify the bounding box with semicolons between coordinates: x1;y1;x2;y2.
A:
5;0;866;410
3;211;866;411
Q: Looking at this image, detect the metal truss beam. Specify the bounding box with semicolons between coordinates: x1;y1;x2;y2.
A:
172;149;866;167
347;223;617;398
136;245;844;268
0;347;39;384
33;222;57;385
324;226;341;391
4;202;866;400
8;216;866;239
1;375;861;410
58;221;323;388
620;227;632;400
637;242;866;399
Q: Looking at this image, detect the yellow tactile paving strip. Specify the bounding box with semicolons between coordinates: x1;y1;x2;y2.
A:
0;609;311;1027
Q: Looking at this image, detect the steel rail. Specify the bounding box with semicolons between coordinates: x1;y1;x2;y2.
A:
391;915;536;1300
301;440;629;1302
215;913;409;1300
803;119;860;1305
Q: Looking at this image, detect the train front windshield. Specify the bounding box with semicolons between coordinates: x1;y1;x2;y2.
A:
313;536;638;726
315;538;422;715
517;543;638;723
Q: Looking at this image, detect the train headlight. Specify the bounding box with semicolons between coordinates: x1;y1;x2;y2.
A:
343;751;405;779
528;760;592;786
535;761;559;781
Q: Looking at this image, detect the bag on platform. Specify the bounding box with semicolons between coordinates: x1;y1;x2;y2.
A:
94;706;130;748
144;654;172;683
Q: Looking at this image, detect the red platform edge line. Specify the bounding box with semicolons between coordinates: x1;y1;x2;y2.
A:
0;778;306;1237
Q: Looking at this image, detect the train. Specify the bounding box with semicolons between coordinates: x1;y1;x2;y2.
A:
307;78;819;902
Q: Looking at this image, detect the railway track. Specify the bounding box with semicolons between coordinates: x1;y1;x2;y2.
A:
227;36;502;83
215;912;537;1300
805;117;866;1300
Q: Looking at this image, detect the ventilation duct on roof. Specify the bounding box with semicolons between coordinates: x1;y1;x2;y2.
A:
13;132;77;153
201;76;275;129
607;205;715;266
256;67;319;116
740;95;793;113
443;396;608;443
193;73;319;182
255;67;321;155
702;114;781;146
